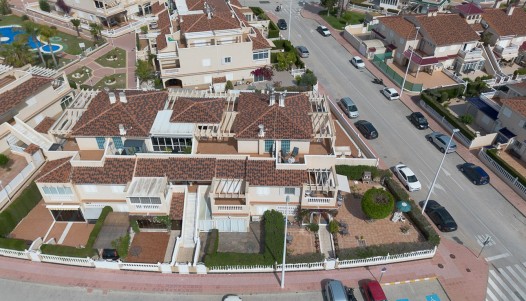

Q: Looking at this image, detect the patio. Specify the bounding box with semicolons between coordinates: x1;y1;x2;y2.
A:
126;232;171;263
216;222;262;253
385;62;457;89
0;153;31;187
10;200;53;242
498;150;526;177
286;226;317;255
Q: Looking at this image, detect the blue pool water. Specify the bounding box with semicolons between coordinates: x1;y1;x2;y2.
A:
0;25;62;53
40;44;62;52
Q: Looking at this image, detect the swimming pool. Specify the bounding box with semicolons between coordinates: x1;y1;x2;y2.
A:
0;25;63;53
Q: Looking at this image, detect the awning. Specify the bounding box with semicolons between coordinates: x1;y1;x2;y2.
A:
124;139;145;147
403;49;439;65
336;174;351;193
386;44;397;51
368;47;377;52
371;29;385;39
46;205;80;210
499;127;516;139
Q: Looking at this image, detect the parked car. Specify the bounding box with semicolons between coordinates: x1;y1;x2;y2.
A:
339;97;359;118
277;19;287;30
426;132;457;153
394;163;422;192
355;120;378;140
409;112;429;129
223;295;242;301
419;200;458;232
101;248;119;261
317;25;331;36
296;46;309;58
360;280;387;301
381;87;400;100
324;279;349;301
459;163;490;185
350;56;365;69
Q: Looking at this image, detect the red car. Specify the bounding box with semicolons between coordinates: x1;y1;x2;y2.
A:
360;280;387;301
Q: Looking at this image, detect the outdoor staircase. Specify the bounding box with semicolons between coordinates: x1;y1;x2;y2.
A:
8;118;53;150
182;193;197;248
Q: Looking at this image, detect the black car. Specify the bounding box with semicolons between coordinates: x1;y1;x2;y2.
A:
459;163;490;185
355;120;378;140
102;248;119;261
277;19;287;30
419;200;457;232
409;112;429;129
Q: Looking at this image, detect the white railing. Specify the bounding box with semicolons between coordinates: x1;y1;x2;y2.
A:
192;238;200;266
458;48;483;60
276;261;325;271
419;100;473;147
208;264;275;273
216;205;244;211
133;204;161;210
0;248;30;260
39;254;94;267
170;237;181;265
120;262;161;272
337;247;437;268
26;4;71;22
162;68;180;75
0;162;37;209
478;149;526;199
305;197;332;204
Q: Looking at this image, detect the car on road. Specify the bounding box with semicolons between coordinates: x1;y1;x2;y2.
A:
324;279;349;301
381;87;400;100
425;132;457;153
355;120;378;140
419;200;458;232
296;46;309;58
317;25;331;36
350;56;365;69
339;96;359;118
459;163;490;185
394;163;422;192
409;112;429;129
277;19;287;30
360;280;387;301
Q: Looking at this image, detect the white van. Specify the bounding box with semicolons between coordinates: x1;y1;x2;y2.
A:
339;97;359;118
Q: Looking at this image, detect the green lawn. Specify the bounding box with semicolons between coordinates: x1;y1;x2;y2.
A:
319;10;365;29
0;14;94;55
67;66;92;85
95;48;127;68
92;73;126;90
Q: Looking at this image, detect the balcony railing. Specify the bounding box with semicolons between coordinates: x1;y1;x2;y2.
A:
305;197;332;204
162;68;180;75
133;204;161;210
458;48;483;60
494;44;519;58
217;205;244;211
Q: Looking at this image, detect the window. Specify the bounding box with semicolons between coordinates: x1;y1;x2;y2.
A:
60;95;73;110
253;50;269;60
223;57;232;64
96;137;105;149
112;137;123;149
245;14;252;21
284;187;295;195
264;140;274;152
42;186;73;195
281;140;290;153
129;197;162;204
94;0;104;8
151;137;192;152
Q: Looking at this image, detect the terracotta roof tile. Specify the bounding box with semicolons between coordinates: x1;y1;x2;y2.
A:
470;23;484;32
414;14;480;46
216;159;247;178
24;144;40;155
72;158;136;184
246;160;308;186
377;16;420;40
134;157;217;181
233;93;313;139
156;26;170;50
455;2;484;15
482;7;526;37
0;76;53;116
251;27;272;50
186;0;231;12
156;10;172;50
213;76;226;83
152;1;164;14
36;157;72;183
501;97;526;117
71;90;167;137
170;97;224;123
508;81;526;96
34;117;56;134
180;12;240;33
169;193;185;219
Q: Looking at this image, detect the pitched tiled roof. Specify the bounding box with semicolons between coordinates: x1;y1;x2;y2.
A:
36;157;72;183
246;160;308;186
156;26;170;50
501;97;526;117
180;12;240;33
470;23;484;32
251;27;273;50
155;10;172;50
377;16;420;40
212;76;226;83
170;97;224;123
134;157;217;181
24;144;40;155
0;76;53;116
186;0;231;12
216;159;247;178
482;8;526;37
414;14;480;46
34;117;56;134
71;90;167;137
170;193;185;219
152;1;164;14
72;158;136;184
455;2;484;15
508;81;526;96
233;93;313;139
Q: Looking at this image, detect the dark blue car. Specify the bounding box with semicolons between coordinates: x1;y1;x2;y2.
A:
459;163;490;185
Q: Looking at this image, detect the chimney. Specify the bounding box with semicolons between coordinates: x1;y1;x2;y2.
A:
506;5;515;16
269;93;275;106
119;91;127;103
258;124;265;138
109;92;116;104
279;91;286;107
119;124;127;136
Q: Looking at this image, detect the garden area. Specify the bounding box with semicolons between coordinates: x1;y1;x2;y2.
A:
92;73;127;90
67;66;92;86
94;47;127;68
319;10;366;30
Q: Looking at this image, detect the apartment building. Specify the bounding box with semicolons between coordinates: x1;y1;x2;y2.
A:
152;0;273;89
373;13;482;75
35;88;342;232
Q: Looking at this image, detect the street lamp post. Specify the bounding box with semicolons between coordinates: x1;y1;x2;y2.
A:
287;0;292;41
379;267;387;282
0;180;11;203
281;195;290;288
400;26;420;98
421;128;460;214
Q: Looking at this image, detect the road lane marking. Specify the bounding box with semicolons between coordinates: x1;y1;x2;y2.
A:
485;253;510;262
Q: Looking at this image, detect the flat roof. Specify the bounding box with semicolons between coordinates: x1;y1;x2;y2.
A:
150;110;194;136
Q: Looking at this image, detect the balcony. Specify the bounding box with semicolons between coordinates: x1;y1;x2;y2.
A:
458;48;483;61
493;44;519;60
132;204;162;211
161;68;180;75
96;2;125;16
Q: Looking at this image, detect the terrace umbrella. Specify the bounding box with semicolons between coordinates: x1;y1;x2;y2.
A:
396;201;412;213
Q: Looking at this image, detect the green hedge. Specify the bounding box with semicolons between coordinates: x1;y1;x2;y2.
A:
0;237;28;251
287;252;325;263
383;177;409;200
420;91;476;140
86;206;113;248
361;188;395;219
335;165;391;181
249;7;268;20
263;210;285;261
0;182;42;237
268;21;279;39
272;40;293;51
112;233;130;260
40;244;97;258
487;148;526;187
338;241;435;260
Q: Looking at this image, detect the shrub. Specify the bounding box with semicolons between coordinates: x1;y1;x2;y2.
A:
0;237;28;251
328;220;339;234
140;25;148;34
131;219;140;233
21;15;30;21
39;0;51;12
0;182;42;237
111;233;130;260
337;241;435;260
85;206;113;248
0;0;11;15
440;91;449;103
69;81;77;89
307;222;319;232
40;244;97;258
514;68;526;76
383;177;409;201
268;21;280;38
225;80;234;91
361;188;394;219
0;154;9;167
249;6;268;19
263;210;285;261
335;165;391;181
460;114;474;124
287;252;324;263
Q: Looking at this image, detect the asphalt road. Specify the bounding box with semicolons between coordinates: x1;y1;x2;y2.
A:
248;0;526;298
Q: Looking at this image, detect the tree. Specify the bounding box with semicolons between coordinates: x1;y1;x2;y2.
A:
135;59;153;84
321;0;337;15
39;0;51;12
0;36;33;67
0;0;11;15
22;21;45;66
56;0;71;14
275;52;296;71
361;187;395;219
299;72;317;88
225;80;234;91
89;23;102;42
70;19;81;37
0;154;9;168
39;25;58;67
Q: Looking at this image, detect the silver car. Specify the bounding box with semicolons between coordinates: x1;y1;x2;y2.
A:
425;132;457;153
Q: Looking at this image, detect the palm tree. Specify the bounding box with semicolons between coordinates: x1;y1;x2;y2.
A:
39;25;58;67
89;23;102;42
71;19;81;37
0;36;33;67
22;21;45;66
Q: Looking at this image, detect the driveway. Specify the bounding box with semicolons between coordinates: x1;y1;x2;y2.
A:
93;212;129;249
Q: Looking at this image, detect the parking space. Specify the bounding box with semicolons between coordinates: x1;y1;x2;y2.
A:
382;279;451;301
